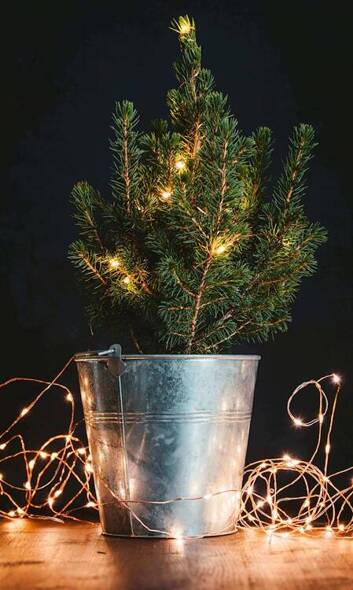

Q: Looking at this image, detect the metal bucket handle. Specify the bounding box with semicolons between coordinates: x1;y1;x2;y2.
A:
97;344;126;378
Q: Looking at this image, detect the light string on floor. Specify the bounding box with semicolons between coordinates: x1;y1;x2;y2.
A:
1;360;352;539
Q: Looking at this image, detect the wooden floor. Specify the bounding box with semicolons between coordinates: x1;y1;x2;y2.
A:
1;521;353;589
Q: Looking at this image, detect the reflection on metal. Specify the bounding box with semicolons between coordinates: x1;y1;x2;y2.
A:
75;349;259;538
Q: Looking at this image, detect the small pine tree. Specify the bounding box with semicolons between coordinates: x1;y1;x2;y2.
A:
69;16;327;354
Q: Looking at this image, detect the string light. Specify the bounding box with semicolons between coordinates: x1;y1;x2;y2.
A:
211;240;228;256
239;373;353;539
109;257;121;270
160;188;172;202
210;237;235;257
175;157;186;171
0;358;97;523
178;21;192;36
122;276;131;285
1;363;352;540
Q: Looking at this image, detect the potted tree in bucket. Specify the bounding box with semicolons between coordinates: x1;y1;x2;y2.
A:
71;17;326;537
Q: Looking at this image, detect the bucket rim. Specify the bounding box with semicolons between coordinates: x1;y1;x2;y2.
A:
74;352;261;362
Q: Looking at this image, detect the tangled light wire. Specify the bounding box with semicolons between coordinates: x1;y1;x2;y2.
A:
0;359;352;539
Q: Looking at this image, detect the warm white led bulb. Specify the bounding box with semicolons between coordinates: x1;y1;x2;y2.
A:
160;189;172;202
109;258;120;269
179;22;191;35
175;158;186;171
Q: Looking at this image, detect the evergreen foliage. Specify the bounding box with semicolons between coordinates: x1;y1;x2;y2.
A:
69;16;327;353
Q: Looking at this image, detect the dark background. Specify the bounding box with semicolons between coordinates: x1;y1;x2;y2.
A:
0;0;352;470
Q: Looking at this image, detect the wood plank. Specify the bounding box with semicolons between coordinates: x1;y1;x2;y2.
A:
1;520;353;590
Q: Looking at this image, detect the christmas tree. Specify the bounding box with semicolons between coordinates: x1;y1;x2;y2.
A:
69;16;327;354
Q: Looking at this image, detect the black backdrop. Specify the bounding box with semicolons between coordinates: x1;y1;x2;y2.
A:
1;0;352;470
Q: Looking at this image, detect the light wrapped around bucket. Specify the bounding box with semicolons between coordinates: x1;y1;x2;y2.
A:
75;346;260;538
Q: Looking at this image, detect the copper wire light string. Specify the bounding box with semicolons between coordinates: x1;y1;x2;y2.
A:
1;360;351;539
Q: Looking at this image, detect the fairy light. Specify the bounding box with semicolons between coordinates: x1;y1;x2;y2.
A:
0;363;352;540
160;188;172;202
239;372;352;539
332;374;341;384
175;157;186;171
178;21;192;36
20;408;29;417
109;257;121;270
122;276;131;285
293;417;303;427
85;462;94;473
211;242;227;256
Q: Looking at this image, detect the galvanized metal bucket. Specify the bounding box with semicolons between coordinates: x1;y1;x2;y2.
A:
75;347;260;538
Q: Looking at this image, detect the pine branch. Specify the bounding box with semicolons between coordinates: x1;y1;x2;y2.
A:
111;101;141;215
71;182;104;249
